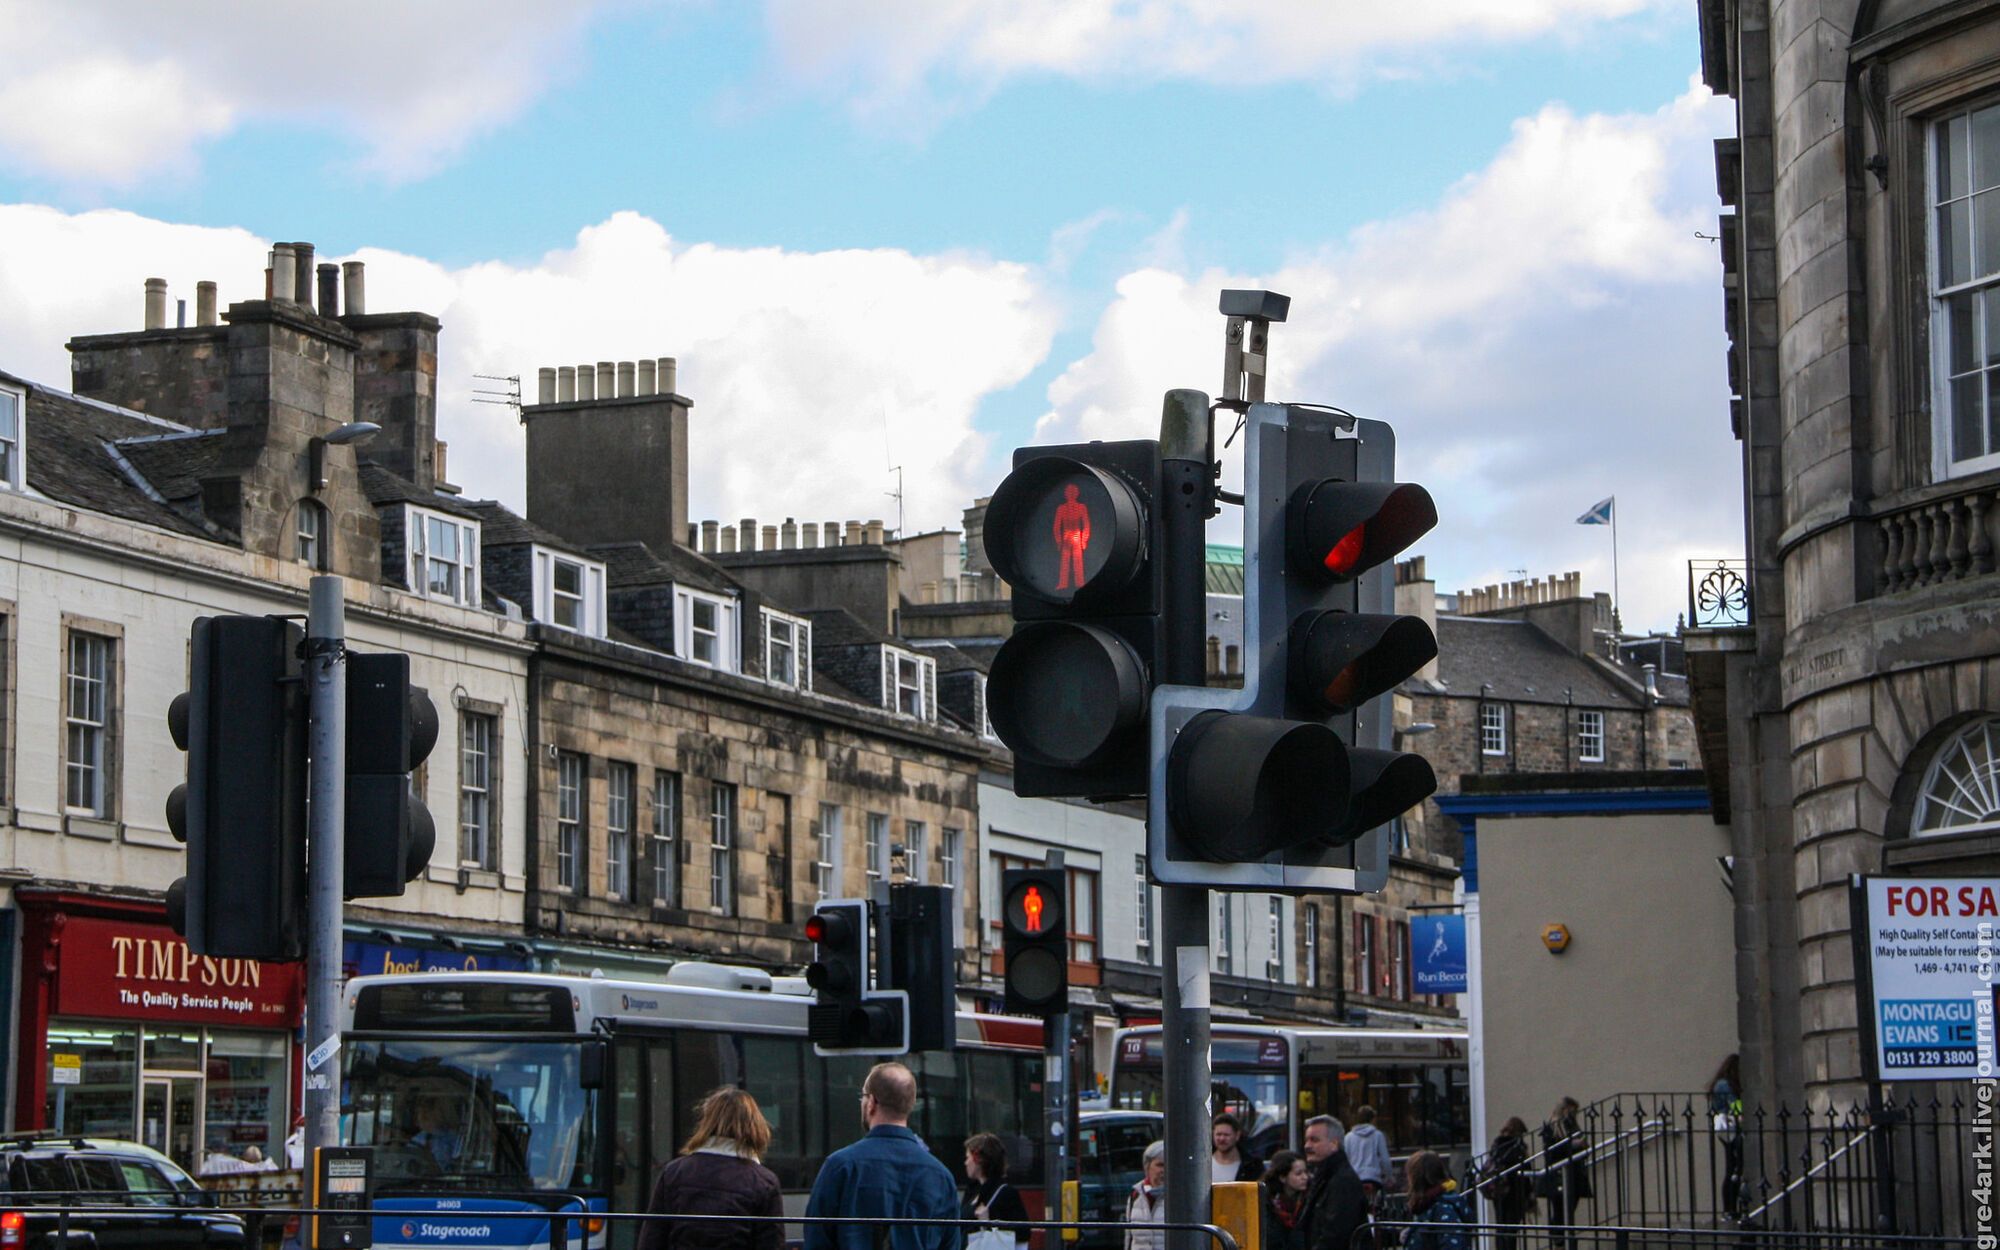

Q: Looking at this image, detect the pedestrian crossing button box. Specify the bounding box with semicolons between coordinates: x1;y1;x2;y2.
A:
313;1146;375;1250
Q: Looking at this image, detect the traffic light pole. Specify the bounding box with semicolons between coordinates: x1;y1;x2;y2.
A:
302;576;347;1159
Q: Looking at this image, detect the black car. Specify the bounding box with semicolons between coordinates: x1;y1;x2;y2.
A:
1074;1111;1164;1250
0;1135;247;1249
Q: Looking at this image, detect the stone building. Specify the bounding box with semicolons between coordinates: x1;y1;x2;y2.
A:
1692;0;2000;1117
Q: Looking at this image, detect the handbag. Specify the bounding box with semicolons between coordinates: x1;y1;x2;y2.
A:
969;1183;1018;1250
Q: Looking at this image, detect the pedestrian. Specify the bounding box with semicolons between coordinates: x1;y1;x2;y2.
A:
1538;1097;1591;1250
805;1062;962;1250
1401;1152;1470;1250
1477;1117;1533;1250
963;1132;1030;1250
1298;1116;1366;1250
1124;1141;1166;1250
636;1085;783;1250
1709;1056;1744;1218
1259;1151;1310;1250
1341;1107;1391;1206
1212;1112;1261;1184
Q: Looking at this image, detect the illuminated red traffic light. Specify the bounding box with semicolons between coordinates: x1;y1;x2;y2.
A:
804;914;828;943
1290;481;1436;583
1323;523;1366;577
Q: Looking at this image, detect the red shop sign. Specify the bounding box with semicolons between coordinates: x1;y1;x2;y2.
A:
50;914;302;1029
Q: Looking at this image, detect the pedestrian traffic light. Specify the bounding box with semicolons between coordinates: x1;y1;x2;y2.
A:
884;883;957;1052
983;441;1171;799
1150;402;1438;891
344;652;439;899
1001;866;1068;1018
166;616;308;960
806;899;908;1054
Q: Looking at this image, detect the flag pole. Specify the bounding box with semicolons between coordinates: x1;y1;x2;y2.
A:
1611;496;1621;630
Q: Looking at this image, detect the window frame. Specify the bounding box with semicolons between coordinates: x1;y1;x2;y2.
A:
762;609;812;691
296;499;327;571
1577;709;1606;763
1929;103;2000;479
0;381;23;491
651;771;681;908
458;709;497;870
674;586;738;672
815;803;843;901
1267;897;1284;980
708;782;737;915
1304;904;1319;987
865;812;888;883
881;646;936;721
1912;715;2000;838
1480;703;1508;756
606;761;636;901
555;750;586;893
533;546;607;636
1134;853;1153;963
1214;894;1233;975
62;627;116;820
904;819;927;884
407;506;479;607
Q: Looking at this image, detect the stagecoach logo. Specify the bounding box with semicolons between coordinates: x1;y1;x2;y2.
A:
402;1221;494;1240
621;993;660;1011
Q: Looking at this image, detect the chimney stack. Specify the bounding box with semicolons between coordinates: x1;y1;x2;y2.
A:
144;278;168;330
271;245;296;304
317;264;339;316
558;366;576;402
291;243;315;303
658;357;677;394
538;368;557;405
341;261;366;315
196;281;218;327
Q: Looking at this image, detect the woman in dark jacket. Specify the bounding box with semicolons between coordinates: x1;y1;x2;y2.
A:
637;1087;783;1250
1258;1151;1309;1250
1538;1097;1592;1250
963;1132;1031;1249
1481;1118;1534;1250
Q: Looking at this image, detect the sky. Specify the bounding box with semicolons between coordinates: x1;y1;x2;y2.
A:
0;0;1738;633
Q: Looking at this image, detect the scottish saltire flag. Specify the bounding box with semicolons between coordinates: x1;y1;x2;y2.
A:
1576;496;1614;525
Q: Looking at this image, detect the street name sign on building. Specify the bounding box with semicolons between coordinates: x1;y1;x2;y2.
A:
1851;875;2000;1081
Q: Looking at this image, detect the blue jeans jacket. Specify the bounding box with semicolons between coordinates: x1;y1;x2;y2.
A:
805;1125;963;1250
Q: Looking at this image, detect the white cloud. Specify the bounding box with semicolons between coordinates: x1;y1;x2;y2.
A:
761;0;1678;117
0;1;607;185
0;205;1058;541
1034;80;1740;632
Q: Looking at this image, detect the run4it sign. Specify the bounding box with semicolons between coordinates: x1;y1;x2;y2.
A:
1851;875;2000;1081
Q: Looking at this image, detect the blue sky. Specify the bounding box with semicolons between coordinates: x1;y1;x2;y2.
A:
0;1;1734;630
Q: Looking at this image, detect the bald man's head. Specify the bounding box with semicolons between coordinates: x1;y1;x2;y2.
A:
863;1062;917;1123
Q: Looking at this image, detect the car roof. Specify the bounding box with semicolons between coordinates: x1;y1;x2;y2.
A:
1080;1111;1162;1122
1;1138;190;1168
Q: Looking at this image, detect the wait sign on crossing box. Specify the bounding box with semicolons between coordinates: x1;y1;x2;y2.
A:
1851;875;2000;1081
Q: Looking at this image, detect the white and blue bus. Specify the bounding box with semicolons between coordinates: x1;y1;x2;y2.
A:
338;965;1049;1250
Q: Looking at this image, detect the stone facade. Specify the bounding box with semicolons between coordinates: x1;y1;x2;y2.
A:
1694;0;2000;1116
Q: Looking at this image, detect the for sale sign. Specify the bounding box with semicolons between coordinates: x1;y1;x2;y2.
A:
1852;876;2000;1081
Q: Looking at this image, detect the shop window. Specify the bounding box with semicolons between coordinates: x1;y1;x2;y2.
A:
44;1024;138;1137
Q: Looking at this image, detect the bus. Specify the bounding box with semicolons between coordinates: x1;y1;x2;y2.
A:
337;964;1048;1250
1108;1024;1471;1170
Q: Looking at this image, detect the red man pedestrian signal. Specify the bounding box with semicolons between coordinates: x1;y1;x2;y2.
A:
1054;484;1092;590
1002;867;1068;1018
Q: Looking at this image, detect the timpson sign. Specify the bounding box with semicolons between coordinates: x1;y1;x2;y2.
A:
50;914;301;1028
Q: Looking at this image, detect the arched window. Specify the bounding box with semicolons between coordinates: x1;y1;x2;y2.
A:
1912;716;2000;837
297;500;328;570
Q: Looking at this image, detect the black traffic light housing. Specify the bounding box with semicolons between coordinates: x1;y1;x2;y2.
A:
344;653;440;899
806;899;909;1054
1149;402;1438;891
1000;866;1068;1018
984;440;1203;799
883;883;957;1052
166;615;308;961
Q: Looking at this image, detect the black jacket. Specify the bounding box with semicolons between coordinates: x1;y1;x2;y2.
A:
1302;1153;1367;1250
637;1149;785;1250
1262;1190;1308;1250
1538;1116;1593;1203
963;1178;1031;1245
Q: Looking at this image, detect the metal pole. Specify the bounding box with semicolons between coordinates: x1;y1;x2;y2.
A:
1043;849;1070;1238
1161;885;1212;1250
303;576;347;1160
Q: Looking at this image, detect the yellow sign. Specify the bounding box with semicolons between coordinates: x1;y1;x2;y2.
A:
1211;1181;1262;1250
1061;1179;1080;1243
51;1054;81;1086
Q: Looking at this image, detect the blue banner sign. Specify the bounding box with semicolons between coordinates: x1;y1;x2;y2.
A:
1411;913;1467;995
342;941;529;979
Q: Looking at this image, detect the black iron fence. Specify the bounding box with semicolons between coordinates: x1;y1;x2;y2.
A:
1359;1219;1977;1250
1459;1093;1978;1238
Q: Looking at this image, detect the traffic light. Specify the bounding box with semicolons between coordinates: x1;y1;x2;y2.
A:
1001;866;1068;1018
983;440;1204;798
344;652;439;898
166;616;308;960
1150;402;1438;892
806;899;907;1054
884;883;957;1052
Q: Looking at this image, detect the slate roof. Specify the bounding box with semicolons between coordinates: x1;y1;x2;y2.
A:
589;539;744;598
914;639;988;674
460;500;588;554
357;464;486;520
1429;615;1639;708
805;607;887;649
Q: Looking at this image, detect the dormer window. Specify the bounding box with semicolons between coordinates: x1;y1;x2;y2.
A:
532;547;606;636
0;382;22;490
674;586;738;672
882;646;936;721
408;506;478;607
763;608;812;691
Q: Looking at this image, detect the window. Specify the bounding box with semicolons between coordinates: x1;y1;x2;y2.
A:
1134;855;1153;962
882;648;936;720
1267;897;1284;980
1356;914;1376;996
942;826;962;895
556;751;584;892
607;762;635;901
65;631;113;817
296;500;327;570
815;804;842;900
1069;866;1098;964
459;711;495;868
904;820;927;883
1480;703;1508;756
1577;710;1605;762
1933;104;2000;475
533;547;606;635
709;783;737;913
651;772;680;907
1214;895;1233;974
674;587;737;671
1913;716;2000;836
0;383;21;489
1391;920;1410;1001
764;610;812;691
408;507;478;606
866;812;888;883
1304;905;1320;986
978;675;999;741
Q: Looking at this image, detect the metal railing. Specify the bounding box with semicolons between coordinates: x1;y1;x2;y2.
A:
1687;560;1750;628
1358;1218;1976;1250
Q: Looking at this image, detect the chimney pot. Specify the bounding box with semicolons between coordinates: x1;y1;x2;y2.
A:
538;368;558;405
176;298;186;329
196;280;218;327
720;528;737;554
658;357;677;394
636;359;656;395
688;524;699;547
617;361;636;398
576;362;596;401
864;519;884;545
1225;644;1241;676
781;518;797;549
825;521;841;546
270;246;296;305
435;440;449;485
802;522;819;548
701;520;719;553
558;366;576;402
739;518;756;552
317;264;339;316
341;261;366;316
595;362;615;400
291;243;315;303
762;525;777;550
144;277;168;330
845;521;863;546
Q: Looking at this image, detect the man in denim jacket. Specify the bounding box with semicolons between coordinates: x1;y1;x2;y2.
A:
807;1062;962;1250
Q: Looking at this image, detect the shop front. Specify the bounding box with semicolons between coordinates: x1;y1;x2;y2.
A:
13;893;303;1177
